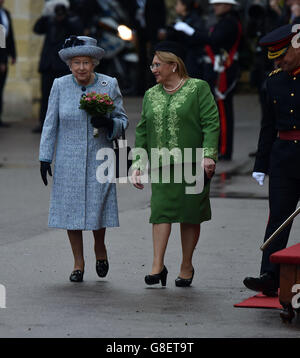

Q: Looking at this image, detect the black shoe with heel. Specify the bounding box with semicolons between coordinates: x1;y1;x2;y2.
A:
145;266;168;287
69;270;84;282
96;259;109;278
175;268;194;287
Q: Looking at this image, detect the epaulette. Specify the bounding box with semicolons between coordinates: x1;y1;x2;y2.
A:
268;68;283;77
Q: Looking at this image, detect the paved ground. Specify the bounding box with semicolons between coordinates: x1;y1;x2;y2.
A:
0;94;300;338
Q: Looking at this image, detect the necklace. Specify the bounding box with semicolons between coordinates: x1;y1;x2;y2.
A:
163;78;184;92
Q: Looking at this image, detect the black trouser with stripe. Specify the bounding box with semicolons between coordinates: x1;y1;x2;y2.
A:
202;62;238;160
260;175;300;282
217;91;234;159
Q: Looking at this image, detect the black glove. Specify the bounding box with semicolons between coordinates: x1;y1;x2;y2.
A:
40;161;52;186
91;116;114;132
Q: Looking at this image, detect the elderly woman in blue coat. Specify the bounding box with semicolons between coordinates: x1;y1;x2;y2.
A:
39;36;128;282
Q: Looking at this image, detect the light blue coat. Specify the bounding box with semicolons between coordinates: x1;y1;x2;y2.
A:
39;73;128;230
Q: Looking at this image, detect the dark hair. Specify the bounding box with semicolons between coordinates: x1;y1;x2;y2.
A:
178;0;195;12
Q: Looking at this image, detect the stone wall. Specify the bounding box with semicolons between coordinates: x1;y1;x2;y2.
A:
5;0;43;122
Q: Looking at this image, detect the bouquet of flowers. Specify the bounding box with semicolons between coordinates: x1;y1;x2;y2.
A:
79;92;115;137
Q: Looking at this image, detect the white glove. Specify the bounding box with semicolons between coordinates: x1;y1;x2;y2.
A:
213;55;225;73
174;21;195;36
252;172;265;186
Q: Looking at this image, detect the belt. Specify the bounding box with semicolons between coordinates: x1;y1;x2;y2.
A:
278;130;300;140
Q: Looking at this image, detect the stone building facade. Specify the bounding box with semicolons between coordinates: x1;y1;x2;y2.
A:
5;0;43;122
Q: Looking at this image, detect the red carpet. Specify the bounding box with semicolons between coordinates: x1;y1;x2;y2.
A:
234;292;282;309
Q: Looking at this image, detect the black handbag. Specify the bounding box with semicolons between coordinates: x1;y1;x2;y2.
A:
113;130;132;178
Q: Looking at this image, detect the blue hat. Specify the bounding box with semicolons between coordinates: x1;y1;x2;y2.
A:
259;24;297;59
59;36;105;63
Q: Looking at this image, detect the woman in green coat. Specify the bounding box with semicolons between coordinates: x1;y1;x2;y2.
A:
132;41;220;287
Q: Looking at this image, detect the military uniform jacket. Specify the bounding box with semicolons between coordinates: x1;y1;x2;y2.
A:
205;11;241;56
201;10;242;93
254;68;300;178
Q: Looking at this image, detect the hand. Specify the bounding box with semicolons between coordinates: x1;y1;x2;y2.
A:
40;161;52;186
90;116;113;131
0;64;6;73
202;157;216;179
174;21;195;36
252;172;265;186
131;169;144;190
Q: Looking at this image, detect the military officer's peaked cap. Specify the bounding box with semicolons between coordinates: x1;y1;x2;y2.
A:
259;23;300;59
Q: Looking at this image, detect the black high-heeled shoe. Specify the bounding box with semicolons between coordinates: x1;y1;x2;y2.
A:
175;268;194;287
145;266;168;287
69;269;84;282
96;259;109;278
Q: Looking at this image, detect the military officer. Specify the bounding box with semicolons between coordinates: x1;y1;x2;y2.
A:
165;0;241;160
202;0;242;161
243;23;300;296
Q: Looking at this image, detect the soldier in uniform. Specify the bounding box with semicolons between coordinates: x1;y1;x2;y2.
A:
243;23;300;296
202;0;242;161
161;0;241;161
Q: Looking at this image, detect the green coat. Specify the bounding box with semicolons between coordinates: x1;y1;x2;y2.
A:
134;78;220;224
